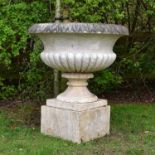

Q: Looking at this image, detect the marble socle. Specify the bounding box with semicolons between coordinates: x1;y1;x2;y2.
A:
41;99;110;143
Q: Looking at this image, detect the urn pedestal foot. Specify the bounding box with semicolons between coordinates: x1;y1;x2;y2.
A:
57;73;98;103
41;99;110;143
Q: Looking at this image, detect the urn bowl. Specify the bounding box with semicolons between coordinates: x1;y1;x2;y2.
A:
29;23;128;73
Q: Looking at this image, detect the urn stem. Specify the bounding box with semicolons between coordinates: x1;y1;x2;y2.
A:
56;73;98;103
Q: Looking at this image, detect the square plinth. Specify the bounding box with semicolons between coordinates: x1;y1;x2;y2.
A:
41;99;110;143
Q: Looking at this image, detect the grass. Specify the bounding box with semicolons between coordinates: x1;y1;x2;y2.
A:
0;103;155;155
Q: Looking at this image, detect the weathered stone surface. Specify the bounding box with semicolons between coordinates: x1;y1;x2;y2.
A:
41;99;110;143
29;23;129;35
46;99;107;111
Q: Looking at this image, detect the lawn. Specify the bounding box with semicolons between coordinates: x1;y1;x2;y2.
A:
0;103;155;155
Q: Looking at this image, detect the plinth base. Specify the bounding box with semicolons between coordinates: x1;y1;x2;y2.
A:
41;99;110;143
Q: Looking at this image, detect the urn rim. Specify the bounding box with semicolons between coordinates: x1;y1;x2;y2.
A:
28;23;129;35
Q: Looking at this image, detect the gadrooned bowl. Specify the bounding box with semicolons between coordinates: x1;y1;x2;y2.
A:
29;23;129;73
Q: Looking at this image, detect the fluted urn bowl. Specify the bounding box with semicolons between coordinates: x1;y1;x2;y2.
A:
29;23;128;103
29;23;128;73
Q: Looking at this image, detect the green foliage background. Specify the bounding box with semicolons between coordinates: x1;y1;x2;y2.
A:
0;0;155;100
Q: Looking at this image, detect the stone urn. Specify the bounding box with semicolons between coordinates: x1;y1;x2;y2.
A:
29;23;128;143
